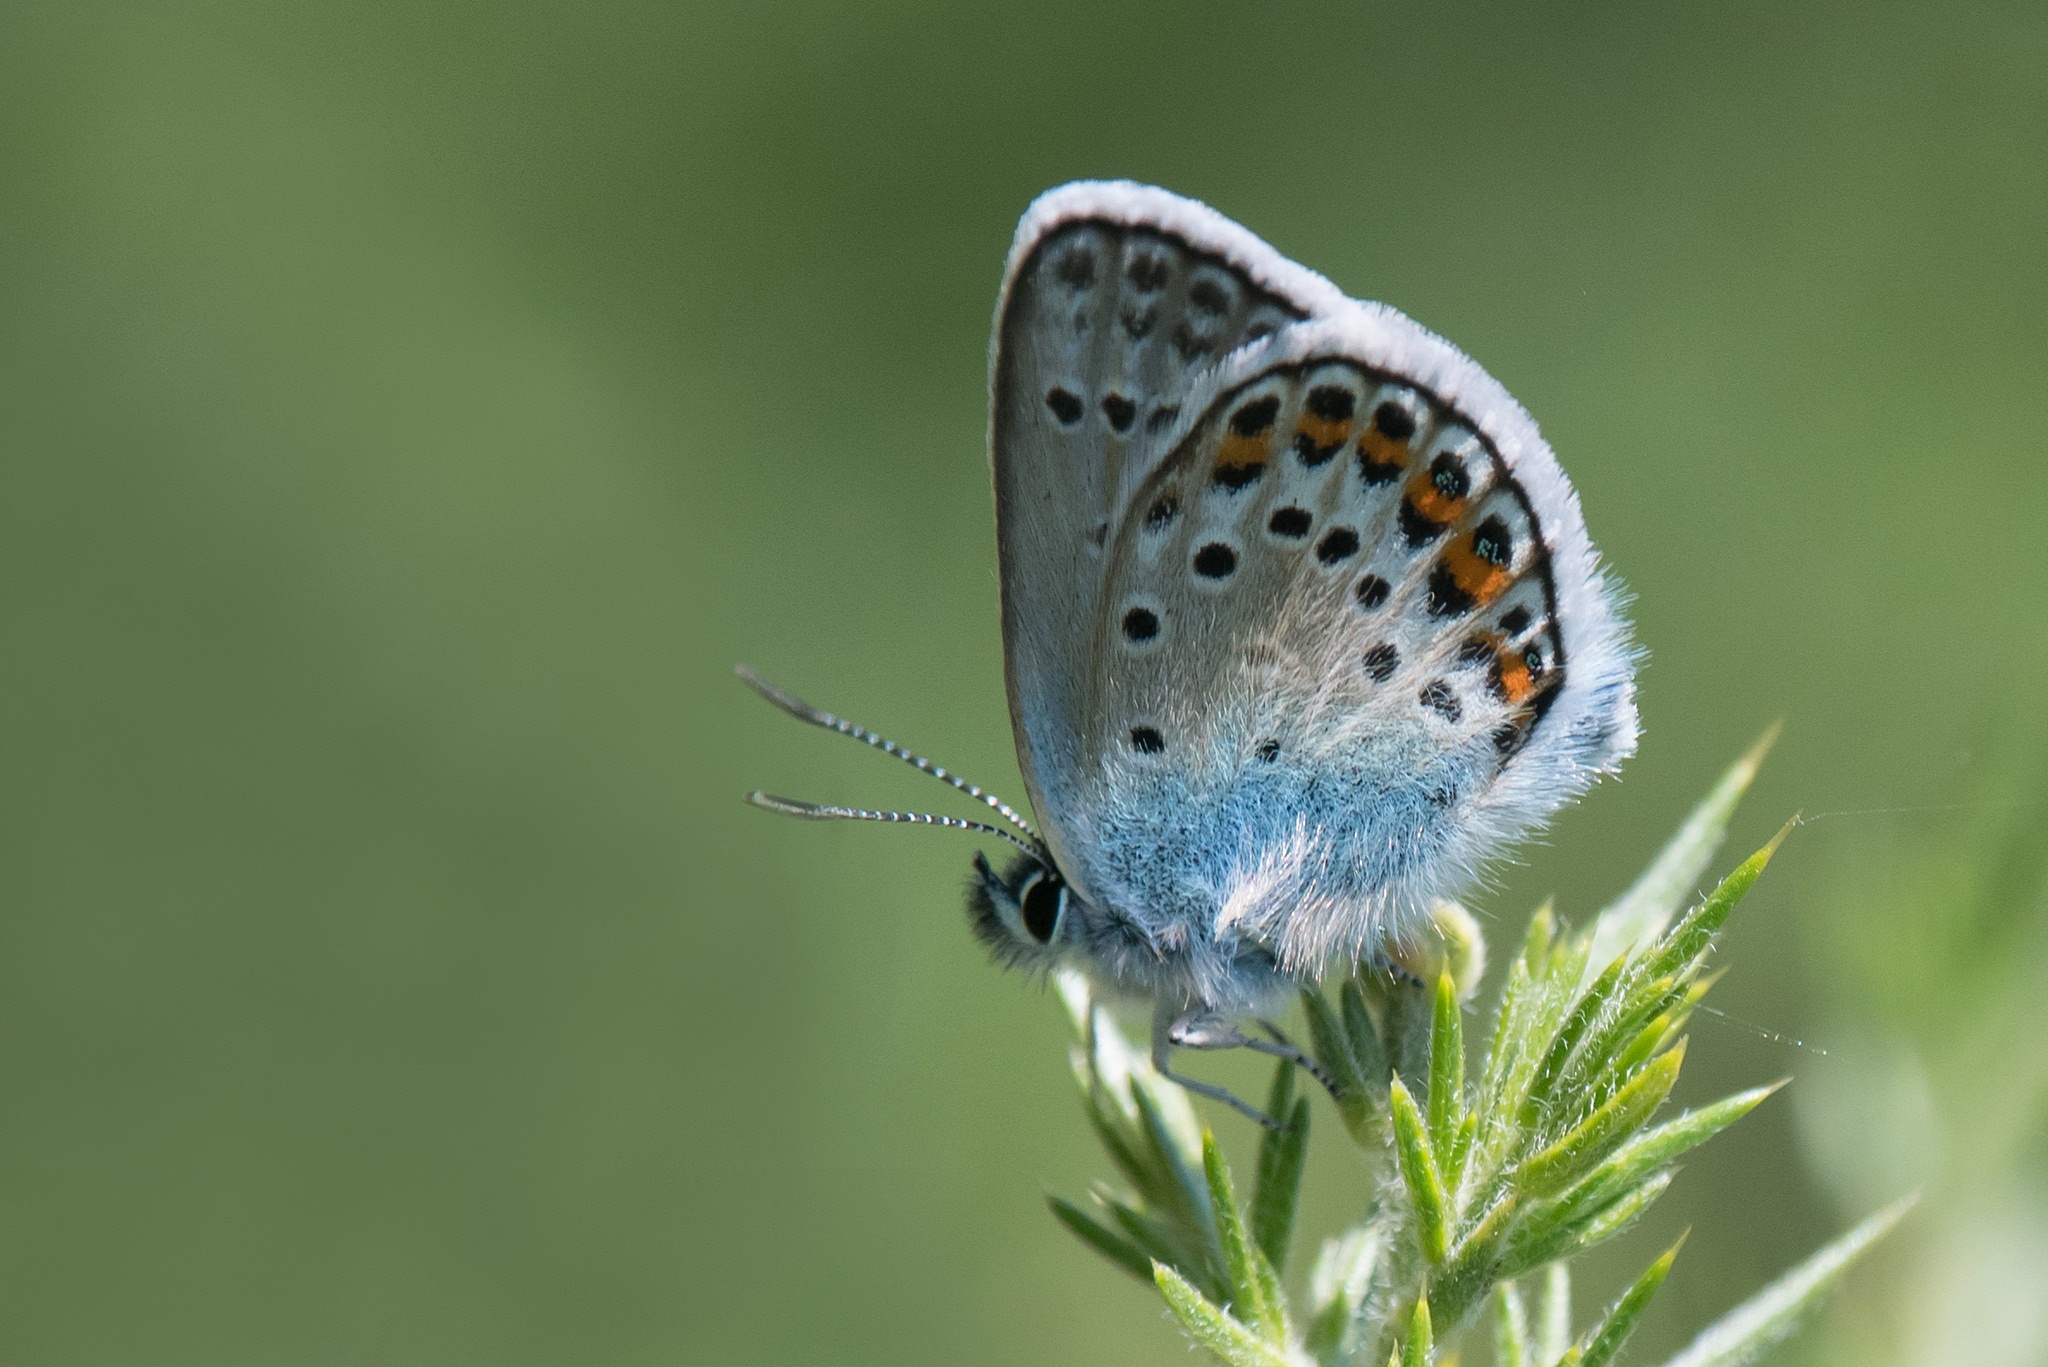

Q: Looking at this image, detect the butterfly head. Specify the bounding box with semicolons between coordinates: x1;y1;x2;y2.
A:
968;850;1088;973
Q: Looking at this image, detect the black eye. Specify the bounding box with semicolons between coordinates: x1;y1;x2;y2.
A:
1019;873;1063;944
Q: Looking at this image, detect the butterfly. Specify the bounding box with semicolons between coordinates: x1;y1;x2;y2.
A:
743;182;1638;1124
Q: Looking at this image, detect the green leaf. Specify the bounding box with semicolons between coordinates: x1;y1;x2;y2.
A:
1649;819;1796;980
1341;977;1390;1084
1589;727;1777;969
1494;1281;1530;1367
1381;974;1435;1091
1136;1083;1220;1254
1252;1063;1309;1275
1103;1194;1220;1299
1303;987;1375;1140
1519;956;1628;1134
1048;1196;1154;1284
1577;1235;1684;1367
1389;1076;1451;1263
1303;987;1366;1096
1515;1045;1686;1197
1538;1263;1572;1366
1204;1129;1286;1340
1154;1262;1297;1367
1651;1197;1915;1367
1400;1298;1433;1367
1553;1083;1782;1221
1427;973;1465;1166
1506;1173;1674;1275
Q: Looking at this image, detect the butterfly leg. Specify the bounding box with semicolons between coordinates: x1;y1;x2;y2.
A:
1151;1003;1288;1131
1246;1020;1342;1101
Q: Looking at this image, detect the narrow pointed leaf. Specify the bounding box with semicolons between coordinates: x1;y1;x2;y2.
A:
1516;1044;1685;1197
1341;978;1391;1088
1303;987;1367;1097
1048;1196;1154;1283
1578;1235;1684;1367
1650;820;1795;979
1389;1077;1450;1263
1252;1082;1309;1275
1136;1084;1219;1252
1402;1298;1433;1367
1506;1172;1674;1275
1590;727;1777;968
1428;973;1465;1162
1204;1129;1284;1339
1520;956;1628;1132
1653;1197;1914;1367
1154;1262;1296;1367
1104;1196;1219;1299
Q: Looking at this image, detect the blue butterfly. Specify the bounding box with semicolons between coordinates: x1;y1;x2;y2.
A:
745;182;1637;1123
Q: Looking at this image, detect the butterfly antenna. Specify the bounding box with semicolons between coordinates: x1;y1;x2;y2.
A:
744;792;1046;862
734;665;1043;843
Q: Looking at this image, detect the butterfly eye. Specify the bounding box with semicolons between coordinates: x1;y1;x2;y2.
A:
1017;870;1066;944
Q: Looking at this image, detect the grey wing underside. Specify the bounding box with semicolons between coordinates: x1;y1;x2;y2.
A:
989;186;1339;882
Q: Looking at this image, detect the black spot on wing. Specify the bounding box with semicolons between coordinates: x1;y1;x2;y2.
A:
1045;388;1083;424
1307;386;1356;421
1194;543;1238;579
1268;506;1312;539
1420;681;1462;723
1316;527;1360;564
1229;396;1281;437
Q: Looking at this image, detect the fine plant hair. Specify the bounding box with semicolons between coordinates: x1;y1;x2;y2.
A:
1047;733;1913;1366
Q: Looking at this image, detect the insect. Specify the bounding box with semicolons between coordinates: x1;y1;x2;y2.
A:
743;182;1638;1124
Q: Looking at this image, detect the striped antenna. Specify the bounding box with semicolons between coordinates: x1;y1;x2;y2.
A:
735;665;1044;845
744;792;1046;862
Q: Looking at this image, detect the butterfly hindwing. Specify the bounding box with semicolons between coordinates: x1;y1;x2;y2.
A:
1076;309;1637;974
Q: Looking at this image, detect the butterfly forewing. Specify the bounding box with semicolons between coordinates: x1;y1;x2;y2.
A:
990;184;1348;881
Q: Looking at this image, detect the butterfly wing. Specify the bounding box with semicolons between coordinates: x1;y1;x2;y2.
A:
1076;305;1638;977
990;182;1350;887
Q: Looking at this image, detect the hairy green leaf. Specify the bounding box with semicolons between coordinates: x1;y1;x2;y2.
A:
1578;1235;1684;1367
1390;1076;1450;1263
1252;1063;1308;1276
1204;1129;1285;1340
1154;1262;1296;1367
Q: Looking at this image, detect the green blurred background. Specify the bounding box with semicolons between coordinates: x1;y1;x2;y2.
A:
3;2;2045;1363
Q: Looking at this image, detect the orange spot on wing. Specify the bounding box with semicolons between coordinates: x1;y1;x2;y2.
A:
1442;537;1514;607
1358;429;1409;477
1217;433;1270;471
1295;416;1351;449
1494;646;1537;705
1405;469;1466;526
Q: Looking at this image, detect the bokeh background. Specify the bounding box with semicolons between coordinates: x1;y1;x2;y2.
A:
3;2;2046;1364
